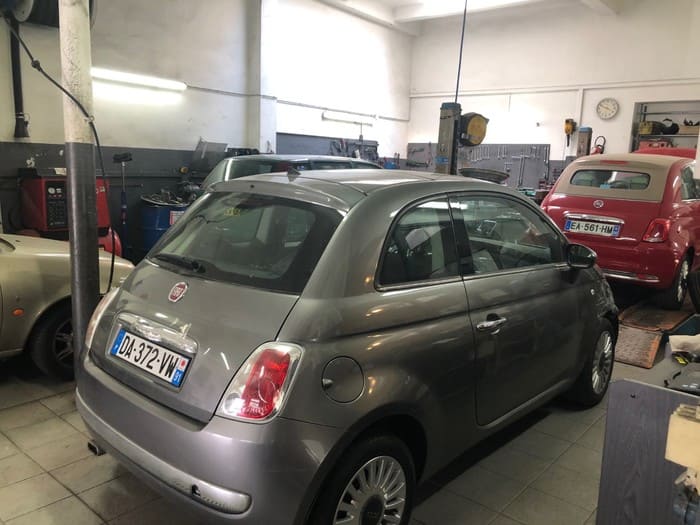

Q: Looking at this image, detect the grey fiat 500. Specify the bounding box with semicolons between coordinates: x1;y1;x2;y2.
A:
77;170;617;525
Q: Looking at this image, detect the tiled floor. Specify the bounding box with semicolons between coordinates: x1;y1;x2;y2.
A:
0;357;666;525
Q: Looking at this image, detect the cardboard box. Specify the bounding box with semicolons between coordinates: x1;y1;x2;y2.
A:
679;124;700;135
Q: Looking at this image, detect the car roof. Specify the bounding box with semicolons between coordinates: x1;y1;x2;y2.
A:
213;169;516;212
634;147;697;159
571;153;691;169
224;154;379;164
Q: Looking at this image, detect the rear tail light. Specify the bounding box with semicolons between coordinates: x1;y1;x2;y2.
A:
642;218;671;243
85;287;120;351
217;343;303;422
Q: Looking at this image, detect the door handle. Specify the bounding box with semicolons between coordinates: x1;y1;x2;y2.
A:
477;315;507;333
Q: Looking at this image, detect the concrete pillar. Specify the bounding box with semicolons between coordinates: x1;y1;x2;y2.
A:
58;0;100;371
246;0;278;152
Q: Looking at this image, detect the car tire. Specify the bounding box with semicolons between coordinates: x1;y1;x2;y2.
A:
308;434;415;525
654;256;690;310
567;319;615;407
688;270;700;313
27;302;75;380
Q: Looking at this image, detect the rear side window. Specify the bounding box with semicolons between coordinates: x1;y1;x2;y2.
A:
681;166;698;200
229;159;292;178
570;170;650;190
379;199;458;286
449;196;564;275
150;193;342;294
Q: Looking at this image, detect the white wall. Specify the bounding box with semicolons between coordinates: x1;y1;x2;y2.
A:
0;0;412;157
409;0;700;159
275;0;412;157
0;0;254;149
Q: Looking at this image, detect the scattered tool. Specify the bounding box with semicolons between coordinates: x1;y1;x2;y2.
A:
564;118;577;147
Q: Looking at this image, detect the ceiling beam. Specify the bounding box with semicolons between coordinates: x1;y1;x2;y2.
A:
316;0;420;35
393;0;546;23
579;0;625;15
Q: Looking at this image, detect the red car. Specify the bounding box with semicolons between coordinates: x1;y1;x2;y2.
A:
541;153;698;309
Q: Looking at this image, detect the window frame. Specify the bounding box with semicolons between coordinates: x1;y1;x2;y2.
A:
374;194;462;291
447;191;569;280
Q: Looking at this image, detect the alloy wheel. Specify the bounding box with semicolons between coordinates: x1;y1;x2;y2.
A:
334;455;407;525
677;259;689;304
53;319;74;366
592;330;613;395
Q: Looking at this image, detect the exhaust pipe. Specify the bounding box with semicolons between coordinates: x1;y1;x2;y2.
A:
87;439;106;456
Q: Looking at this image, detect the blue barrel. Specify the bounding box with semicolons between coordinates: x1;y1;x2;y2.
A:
139;197;190;254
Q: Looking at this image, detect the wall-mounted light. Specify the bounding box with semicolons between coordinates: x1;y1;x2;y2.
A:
322;110;375;126
91;67;187;91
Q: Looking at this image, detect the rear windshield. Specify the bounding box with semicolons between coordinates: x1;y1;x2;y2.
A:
570;170;650;190
229;159;308;178
149;193;342;294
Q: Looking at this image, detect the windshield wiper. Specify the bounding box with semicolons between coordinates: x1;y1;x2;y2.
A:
152;253;205;273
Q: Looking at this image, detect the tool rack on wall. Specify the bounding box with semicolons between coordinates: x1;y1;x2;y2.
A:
406;143;553;189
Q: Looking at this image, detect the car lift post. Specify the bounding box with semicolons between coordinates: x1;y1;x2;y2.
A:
435;102;461;175
58;0;100;374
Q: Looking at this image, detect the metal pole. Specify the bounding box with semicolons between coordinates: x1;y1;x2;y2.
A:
58;0;99;374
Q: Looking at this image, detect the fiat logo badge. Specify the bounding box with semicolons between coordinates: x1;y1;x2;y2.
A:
168;282;188;303
593;199;604;209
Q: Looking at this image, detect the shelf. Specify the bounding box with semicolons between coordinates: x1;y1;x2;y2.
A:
640;111;700;116
638;134;699;138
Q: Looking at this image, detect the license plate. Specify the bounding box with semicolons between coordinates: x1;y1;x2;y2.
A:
564;219;620;237
110;329;190;387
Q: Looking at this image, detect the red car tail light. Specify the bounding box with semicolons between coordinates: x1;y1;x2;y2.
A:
642;218;671;243
217;343;303;422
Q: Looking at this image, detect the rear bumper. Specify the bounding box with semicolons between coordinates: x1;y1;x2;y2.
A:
77;354;344;525
77;390;251;514
568;238;680;289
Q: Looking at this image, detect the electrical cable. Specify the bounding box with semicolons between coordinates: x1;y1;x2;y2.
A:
3;14;116;294
454;0;468;103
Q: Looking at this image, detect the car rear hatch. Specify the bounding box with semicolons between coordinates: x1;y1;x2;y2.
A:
543;160;667;247
545;193;662;246
90;189;345;422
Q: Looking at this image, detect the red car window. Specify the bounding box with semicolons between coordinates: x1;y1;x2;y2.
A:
570;170;650;190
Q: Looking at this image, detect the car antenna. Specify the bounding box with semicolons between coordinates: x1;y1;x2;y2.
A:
287;166;301;180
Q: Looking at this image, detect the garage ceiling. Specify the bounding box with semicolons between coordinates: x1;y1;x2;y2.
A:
320;0;625;30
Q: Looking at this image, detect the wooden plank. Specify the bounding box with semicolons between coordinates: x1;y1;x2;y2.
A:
598;380;697;525
614;326;662;369
619;300;693;332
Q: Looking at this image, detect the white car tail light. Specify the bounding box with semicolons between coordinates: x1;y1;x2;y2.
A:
85;287;120;351
216;343;303;422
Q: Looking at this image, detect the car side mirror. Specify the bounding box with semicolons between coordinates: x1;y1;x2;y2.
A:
566;243;597;269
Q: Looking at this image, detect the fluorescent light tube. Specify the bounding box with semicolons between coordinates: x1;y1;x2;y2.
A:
92;81;184;106
91;67;187;91
322;110;375;126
